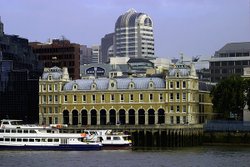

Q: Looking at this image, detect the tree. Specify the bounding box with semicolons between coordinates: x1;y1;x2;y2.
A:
210;75;246;120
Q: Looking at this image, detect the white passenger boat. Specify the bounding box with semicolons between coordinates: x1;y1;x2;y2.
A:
0;120;102;151
83;130;132;149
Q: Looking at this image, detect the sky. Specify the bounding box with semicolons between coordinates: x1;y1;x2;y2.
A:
0;0;250;60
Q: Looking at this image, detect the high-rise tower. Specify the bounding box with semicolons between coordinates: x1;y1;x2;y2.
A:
0;17;4;36
114;9;154;59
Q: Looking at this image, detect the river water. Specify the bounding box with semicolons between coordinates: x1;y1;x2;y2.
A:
0;146;249;167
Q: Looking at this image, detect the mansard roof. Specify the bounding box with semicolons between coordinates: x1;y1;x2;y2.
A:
63;77;165;91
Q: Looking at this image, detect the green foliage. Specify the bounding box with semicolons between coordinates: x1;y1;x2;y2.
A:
210;75;246;120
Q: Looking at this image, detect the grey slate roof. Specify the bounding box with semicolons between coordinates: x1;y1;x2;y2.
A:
218;42;250;53
63;77;165;91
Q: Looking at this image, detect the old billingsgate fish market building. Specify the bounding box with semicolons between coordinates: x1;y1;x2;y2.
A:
39;62;213;126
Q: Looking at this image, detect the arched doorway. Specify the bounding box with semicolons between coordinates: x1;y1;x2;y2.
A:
109;109;116;125
91;109;97;125
63;110;69;125
138;109;145;125
72;110;78;125
128;109;135;125
148;109;155;125
158;109;165;124
100;109;106;125
81;110;87;125
119;109;126;125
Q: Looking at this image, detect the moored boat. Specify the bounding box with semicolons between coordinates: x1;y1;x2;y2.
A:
0;120;102;151
83;130;132;149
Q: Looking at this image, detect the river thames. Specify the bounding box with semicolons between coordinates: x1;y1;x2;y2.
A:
0;146;249;167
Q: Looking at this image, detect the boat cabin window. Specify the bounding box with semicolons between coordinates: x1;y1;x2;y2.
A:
35;139;40;142
5;129;10;133
29;139;34;142
0;129;4;133
17;138;22;142
30;130;36;133
11;138;16;142
107;137;111;140
17;130;22;133
5;138;10;142
0;138;3;141
123;136;129;140
113;137;121;140
48;139;53;142
12;129;16;133
23;139;28;142
24;130;28;133
54;139;59;142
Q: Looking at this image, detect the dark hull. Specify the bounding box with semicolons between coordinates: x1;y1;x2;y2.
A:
0;144;102;151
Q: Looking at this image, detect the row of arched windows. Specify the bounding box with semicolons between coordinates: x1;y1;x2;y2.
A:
62;109;165;126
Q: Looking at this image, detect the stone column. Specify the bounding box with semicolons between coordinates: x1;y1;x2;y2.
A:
145;111;148;125
125;111;129;124
69;111;72;125
155;112;158;124
97;111;100;125
87;112;91;125
135;110;138;125
106;111;110;124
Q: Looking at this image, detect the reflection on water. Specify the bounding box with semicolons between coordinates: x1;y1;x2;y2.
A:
0;146;250;167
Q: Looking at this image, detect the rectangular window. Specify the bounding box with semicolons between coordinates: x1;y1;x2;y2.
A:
49;107;52;113
182;93;186;101
159;93;163;102
183;105;186;112
170;93;174;101
176;81;180;88
64;95;68;102
170;82;173;89
149;94;153;101
111;94;114;102
102;94;105;102
176;106;180;112
43;107;46;114
120;94;124;102
170;106;174;112
176;116;180;124
140;94;143;101
55;107;58;113
55;117;58;124
130;94;133;102
183;81;186;88
92;95;96;103
43;84;46;91
54;95;58;103
43;95;46;103
82;95;86;102
183;116;186;124
176;93;180;101
49;95;52;103
73;95;77;102
170;116;174;124
48;84;52;91
54;84;58;91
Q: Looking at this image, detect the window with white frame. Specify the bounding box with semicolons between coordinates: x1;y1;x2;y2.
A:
54;107;58;113
176;81;180;89
48;95;52;103
183;81;186;88
54;95;58;103
182;93;186;101
48;84;52;91
159;93;163;102
73;95;77;102
111;94;115;102
176;93;180;101
182;105;186;112
101;94;105;102
82;95;86;102
149;94;153;101
120;94;124;102
140;94;143;102
92;95;96;103
170;82;173;89
49;107;52;113
130;94;133;102
43;95;46;103
54;84;58;91
170;116;174;124
170;106;174;112
64;95;68;102
176;105;180;112
170;93;173;101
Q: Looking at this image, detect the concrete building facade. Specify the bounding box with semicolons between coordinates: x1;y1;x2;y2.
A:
114;9;154;59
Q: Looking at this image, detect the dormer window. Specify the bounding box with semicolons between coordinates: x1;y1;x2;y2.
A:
129;82;135;89
176;72;179;77
148;81;154;89
109;80;117;90
73;84;78;91
48;75;52;81
91;83;97;90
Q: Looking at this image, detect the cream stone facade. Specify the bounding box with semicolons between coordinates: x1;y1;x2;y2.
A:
39;62;212;126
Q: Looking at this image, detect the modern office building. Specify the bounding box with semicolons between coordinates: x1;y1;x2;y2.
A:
101;33;114;63
30;39;80;79
39;61;214;126
80;45;92;65
0;18;42;123
91;45;100;64
210;42;250;82
114;9;155;59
